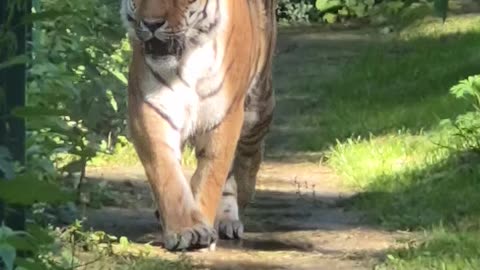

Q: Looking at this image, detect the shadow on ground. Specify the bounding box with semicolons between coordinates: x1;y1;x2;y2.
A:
268;17;480;159
82;161;398;270
339;150;480;231
76;20;480;267
84;178;363;246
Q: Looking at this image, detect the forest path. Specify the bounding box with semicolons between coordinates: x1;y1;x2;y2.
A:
85;27;403;269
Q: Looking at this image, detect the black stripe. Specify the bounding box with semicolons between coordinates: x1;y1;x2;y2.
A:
195;147;206;159
248;113;274;134
144;100;180;131
222;192;235;197
236;145;262;157
201;0;210;19
196;25;235;99
239;128;269;147
227;170;234;179
176;69;191;87
198;60;234;100
197;1;221;35
198;90;244;134
201;117;223;133
237;114;274;147
146;63;174;91
196;25;235;100
262;79;274;101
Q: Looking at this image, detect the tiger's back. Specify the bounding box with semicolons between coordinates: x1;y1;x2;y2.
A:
122;0;277;251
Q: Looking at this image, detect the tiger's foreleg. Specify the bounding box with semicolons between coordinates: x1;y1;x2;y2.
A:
215;78;275;240
128;92;216;252
190;98;245;239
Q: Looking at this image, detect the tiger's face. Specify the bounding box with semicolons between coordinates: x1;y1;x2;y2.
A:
121;0;220;58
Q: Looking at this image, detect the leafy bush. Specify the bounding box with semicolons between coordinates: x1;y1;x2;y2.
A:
0;0;134;268
277;0;406;23
27;0;130;182
316;0;407;23
277;0;450;24
440;75;480;152
277;0;317;23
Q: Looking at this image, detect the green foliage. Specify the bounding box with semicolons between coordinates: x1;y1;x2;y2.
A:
0;172;71;206
0;222;57;270
435;76;480;155
27;0;130;181
0;227;17;270
277;0;407;23
316;0;377;21
450;75;480;110
313;15;480;269
277;0;450;24
277;0;316;24
0;0;157;268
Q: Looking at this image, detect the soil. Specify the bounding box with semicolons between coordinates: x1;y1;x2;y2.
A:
85;161;401;270
83;28;403;270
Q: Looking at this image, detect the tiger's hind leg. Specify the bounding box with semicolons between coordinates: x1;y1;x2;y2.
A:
215;171;244;239
215;77;275;240
190;99;245;242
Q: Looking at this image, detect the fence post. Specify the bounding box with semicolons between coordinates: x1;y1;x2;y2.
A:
0;0;31;231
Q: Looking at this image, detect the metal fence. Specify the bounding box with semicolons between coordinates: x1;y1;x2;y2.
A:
0;0;31;230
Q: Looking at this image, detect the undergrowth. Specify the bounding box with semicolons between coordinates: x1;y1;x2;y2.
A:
323;15;480;269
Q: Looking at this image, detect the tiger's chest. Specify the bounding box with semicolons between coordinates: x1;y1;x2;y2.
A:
138;40;229;140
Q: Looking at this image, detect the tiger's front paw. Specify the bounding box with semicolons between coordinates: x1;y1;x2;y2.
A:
163;224;217;251
215;190;243;240
217;219;244;240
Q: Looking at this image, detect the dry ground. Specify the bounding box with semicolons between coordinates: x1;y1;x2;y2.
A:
84;28;404;270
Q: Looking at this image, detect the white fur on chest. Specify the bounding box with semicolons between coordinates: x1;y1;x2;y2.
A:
140;40;228;141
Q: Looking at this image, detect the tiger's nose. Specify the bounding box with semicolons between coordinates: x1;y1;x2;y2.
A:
142;18;166;32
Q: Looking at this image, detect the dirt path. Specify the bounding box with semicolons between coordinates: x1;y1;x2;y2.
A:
85;161;399;270
84;28;401;269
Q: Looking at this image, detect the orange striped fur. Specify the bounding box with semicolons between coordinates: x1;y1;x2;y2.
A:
122;0;277;251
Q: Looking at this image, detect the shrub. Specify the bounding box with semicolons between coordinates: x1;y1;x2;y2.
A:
26;0;130;180
276;0;446;24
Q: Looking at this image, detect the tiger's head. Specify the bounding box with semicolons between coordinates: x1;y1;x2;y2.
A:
121;0;221;58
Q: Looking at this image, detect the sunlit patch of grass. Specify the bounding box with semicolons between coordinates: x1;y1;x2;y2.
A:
181;145;197;169
320;13;480;270
270;14;480;154
399;14;480;40
77;254;194;270
319;29;478;143
334;146;480;269
93;254;194;270
378;228;480;270
90;137;197;169
90;137;140;168
327;131;443;190
53;223;195;270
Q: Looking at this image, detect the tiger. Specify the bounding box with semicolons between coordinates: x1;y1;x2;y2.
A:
121;0;277;251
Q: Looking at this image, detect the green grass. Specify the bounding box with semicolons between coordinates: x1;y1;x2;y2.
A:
378;229;480;270
313;15;480;269
268;16;480;156
76;254;194;270
87;11;480;269
89;136;197;168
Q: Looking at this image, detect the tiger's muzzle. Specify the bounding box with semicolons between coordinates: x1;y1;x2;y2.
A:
136;19;187;58
144;37;185;58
